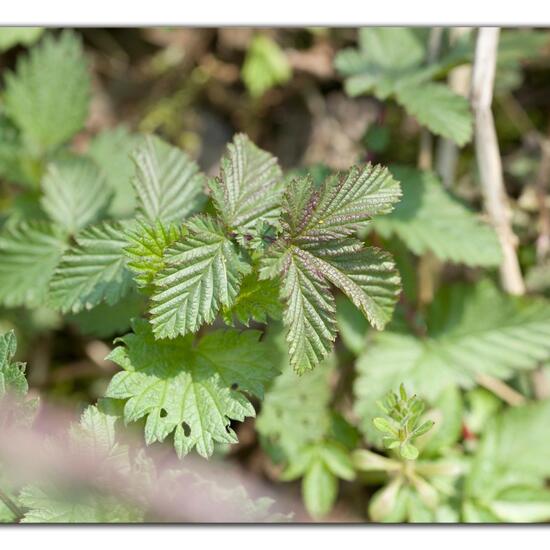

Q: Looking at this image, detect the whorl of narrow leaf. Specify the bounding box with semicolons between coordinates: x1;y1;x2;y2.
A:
49;222;134;313
41;157;113;234
105;319;277;458
209;133;284;231
131;135;206;223
124;219;184;288
0;221;67;308
261;169;401;372
150;216;251;339
3;30;90;151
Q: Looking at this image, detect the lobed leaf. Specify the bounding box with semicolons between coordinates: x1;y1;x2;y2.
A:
105;319;277;458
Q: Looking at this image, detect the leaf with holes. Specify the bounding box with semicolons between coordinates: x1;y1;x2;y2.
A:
105;319;278;458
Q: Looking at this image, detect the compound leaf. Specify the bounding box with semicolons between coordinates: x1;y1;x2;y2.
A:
105;319;277;458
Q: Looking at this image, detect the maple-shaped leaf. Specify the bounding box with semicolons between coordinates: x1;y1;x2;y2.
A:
209;133;284;231
105;319;277;458
149;216;251;339
260;168;401;373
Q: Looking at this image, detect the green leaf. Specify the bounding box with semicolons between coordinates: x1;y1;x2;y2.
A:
131;135;206;223
242;34;292;98
466;400;550;500
395;82;473;146
355;281;550;441
261;169;401;373
488;486;550;523
19;486;143;523
124;219;184;288
318;441;356;481
0;221;67;308
302;459;338;519
49;222;134;313
0;330;38;429
105;319;277;458
0;27;43;52
87;127;142;217
283;166;401;241
4;30;90;151
222;273;282;326
149;216;250;339
256;327;334;460
41;157;112;234
67;292;144;338
209;133;284;231
374;167;502;267
358;27;426;71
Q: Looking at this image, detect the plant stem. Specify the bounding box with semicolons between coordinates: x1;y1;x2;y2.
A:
471;27;525;295
476;373;526;407
0;486;23;521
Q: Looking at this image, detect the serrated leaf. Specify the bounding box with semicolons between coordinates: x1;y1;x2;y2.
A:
49;222;134;313
396;82;473;146
149;216;250;339
41;157;112;234
242;34;292;98
261;169;401;372
355;281;550;442
0;27;43;52
4;30;90;151
105;319;277;458
87;127;142;217
222;273;282;326
0;221;67;308
373;167;502;267
131;135;205;223
209;133;284;231
124;219;184;288
284;166;401;241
